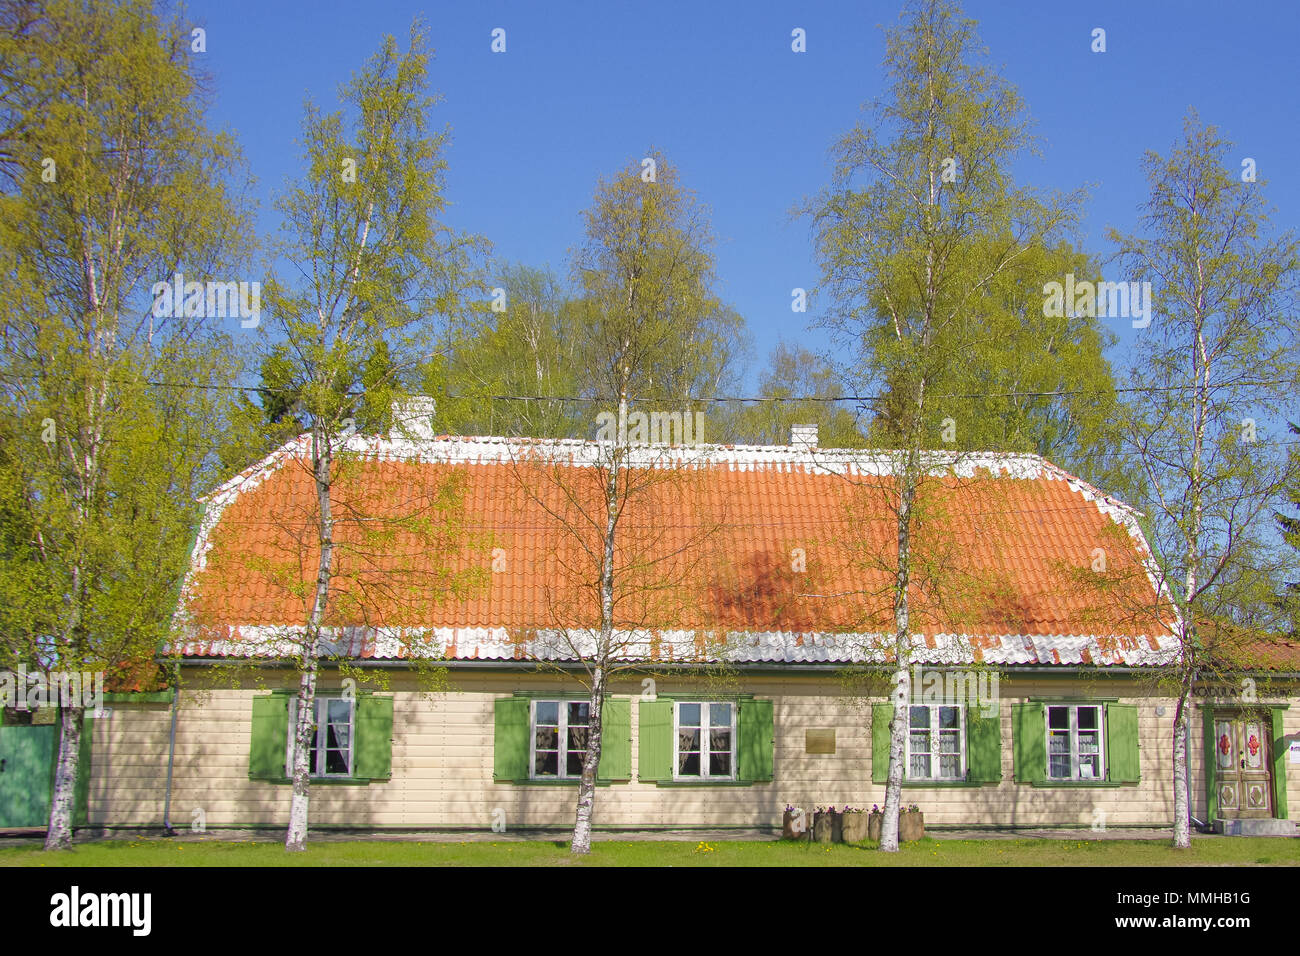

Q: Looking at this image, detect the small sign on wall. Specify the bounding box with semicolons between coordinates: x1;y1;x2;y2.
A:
805;729;836;754
1289;741;1300;764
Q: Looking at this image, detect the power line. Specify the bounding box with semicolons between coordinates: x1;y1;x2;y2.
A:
21;431;1300;472
128;377;1294;403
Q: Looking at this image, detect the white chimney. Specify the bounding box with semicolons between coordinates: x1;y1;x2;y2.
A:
790;423;818;450
390;396;438;441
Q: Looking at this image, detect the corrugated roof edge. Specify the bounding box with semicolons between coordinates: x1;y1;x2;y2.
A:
164;625;1179;667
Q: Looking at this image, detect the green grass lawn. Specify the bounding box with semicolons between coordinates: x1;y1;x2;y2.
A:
1;836;1297;866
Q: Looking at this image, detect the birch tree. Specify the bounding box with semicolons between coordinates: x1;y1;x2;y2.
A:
808;0;1077;851
0;0;252;849
257;20;484;852
1108;110;1300;848
429;263;585;438
912;241;1126;490
1276;423;1300;633
505;153;744;854
724;343;867;447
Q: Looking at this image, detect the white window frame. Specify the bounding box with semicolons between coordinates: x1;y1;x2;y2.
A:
672;700;737;782
528;699;591;780
905;704;967;781
285;695;355;778
1045;703;1106;781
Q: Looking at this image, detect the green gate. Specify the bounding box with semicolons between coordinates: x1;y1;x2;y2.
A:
0;714;57;828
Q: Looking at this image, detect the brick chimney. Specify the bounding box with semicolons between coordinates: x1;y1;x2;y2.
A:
390;397;438;441
790;423;818;450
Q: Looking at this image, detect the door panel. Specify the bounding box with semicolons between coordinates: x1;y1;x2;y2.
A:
1215;715;1273;820
1238;720;1271;817
0;723;56;828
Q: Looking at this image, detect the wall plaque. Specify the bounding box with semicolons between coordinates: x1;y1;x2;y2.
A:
805;729;836;754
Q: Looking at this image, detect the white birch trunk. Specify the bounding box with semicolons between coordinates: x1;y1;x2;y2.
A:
1171;683;1192;848
880;458;917;853
570;667;605;854
1171;619;1197;848
285;650;320;852
1171;575;1202;850
571;400;623;854
286;428;333;852
43;706;84;850
1171;318;1206;849
881;665;908;852
879;105;936;850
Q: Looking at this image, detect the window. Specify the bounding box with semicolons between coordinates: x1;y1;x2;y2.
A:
907;705;965;780
1047;704;1104;780
249;691;392;783
875;702;1002;785
674;701;735;780
1012;701;1135;786
493;695;631;784
530;700;590;779
286;696;354;778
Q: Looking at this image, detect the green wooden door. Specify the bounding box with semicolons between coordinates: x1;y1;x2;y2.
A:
0;721;57;828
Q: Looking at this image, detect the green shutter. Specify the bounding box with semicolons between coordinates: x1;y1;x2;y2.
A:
596;697;631;782
493;697;530;782
737;698;774;783
1105;703;1140;783
966;706;1002;783
637;699;673;783
1203;708;1218;821
354;695;394;780
249;694;290;780
73;714;93;826
1013;703;1046;783
1271;709;1288;819
872;703;893;784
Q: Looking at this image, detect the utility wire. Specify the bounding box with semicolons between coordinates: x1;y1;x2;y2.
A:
128;377;1294;403
25;432;1300;471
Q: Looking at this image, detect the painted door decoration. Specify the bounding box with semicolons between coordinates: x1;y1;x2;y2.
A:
1215;716;1272;818
0;715;57;828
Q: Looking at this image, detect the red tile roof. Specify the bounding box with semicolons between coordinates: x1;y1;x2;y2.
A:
1198;619;1300;673
173;435;1177;666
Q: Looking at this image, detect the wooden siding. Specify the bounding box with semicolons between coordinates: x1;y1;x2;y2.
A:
82;671;1297;831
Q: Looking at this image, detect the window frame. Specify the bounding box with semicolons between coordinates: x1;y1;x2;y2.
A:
672;700;737;782
528;698;592;781
285;694;355;779
1045;703;1106;781
905;703;967;781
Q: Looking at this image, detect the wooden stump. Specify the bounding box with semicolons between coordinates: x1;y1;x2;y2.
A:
866;810;924;842
842;810;868;843
900;811;925;842
782;808;810;840
813;810;838;844
867;811;883;842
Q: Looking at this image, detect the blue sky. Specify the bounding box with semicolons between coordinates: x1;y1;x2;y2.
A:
192;0;1300;391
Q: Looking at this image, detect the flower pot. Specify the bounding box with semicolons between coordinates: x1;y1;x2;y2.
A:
782;808;810;840
813;810;839;844
866;810;924;842
900;811;925;842
841;809;868;843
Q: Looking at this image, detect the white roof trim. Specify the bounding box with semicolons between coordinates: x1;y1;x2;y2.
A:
168;624;1176;667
